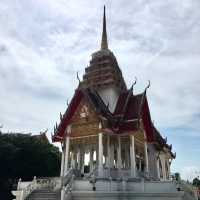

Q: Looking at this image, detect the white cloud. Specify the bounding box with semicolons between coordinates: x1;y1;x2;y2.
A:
0;0;200;171
180;166;200;181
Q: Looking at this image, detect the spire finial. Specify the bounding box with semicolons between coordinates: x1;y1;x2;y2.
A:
101;5;108;50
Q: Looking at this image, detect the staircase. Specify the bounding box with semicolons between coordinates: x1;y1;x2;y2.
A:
27;189;58;200
12;175;196;200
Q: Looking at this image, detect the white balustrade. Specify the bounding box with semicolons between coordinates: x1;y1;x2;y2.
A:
12;176;61;200
61;169;74;200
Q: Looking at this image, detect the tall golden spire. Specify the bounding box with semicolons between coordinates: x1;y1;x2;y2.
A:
101;5;108;50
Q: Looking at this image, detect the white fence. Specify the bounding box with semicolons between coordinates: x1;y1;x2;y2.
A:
12;176;61;200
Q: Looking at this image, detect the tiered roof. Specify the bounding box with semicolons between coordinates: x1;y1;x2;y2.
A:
80;6;126;91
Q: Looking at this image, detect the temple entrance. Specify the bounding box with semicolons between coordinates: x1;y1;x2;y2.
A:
61;132;150;179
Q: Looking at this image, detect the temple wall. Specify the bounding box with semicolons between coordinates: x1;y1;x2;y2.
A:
148;144;158;179
97;86;119;113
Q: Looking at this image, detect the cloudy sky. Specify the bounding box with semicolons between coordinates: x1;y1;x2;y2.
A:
0;0;200;180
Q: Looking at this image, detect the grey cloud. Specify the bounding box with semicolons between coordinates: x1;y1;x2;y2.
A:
0;0;200;177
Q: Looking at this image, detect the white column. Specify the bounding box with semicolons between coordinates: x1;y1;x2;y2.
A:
162;156;166;180
81;151;85;174
70;151;72;168
71;151;75;169
98;133;103;177
64;136;70;175
157;158;160;179
130;135;136;177
144;140;149;173
106;135;110;168
89;148;93;172
143;129;149;174
96;148;99;167
125;146;129;168
117;136;122;169
60;146;65;177
139;158;142;171
167;159;170;179
77;147;81;170
110;144;114;168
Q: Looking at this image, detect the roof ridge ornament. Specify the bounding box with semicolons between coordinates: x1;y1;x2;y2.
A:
145;80;151;92
60;112;63;121
138;80;150;120
130;77;137;91
76;71;81;84
101;5;108;50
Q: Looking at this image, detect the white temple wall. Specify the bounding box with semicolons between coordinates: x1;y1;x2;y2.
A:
97;86;119;113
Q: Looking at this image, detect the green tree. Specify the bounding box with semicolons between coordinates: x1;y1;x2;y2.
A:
193;177;200;187
174;172;181;181
0;132;61;200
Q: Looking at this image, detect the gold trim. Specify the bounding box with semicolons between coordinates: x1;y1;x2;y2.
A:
70;134;98;140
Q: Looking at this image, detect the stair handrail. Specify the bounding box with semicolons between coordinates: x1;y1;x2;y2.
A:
12;176;37;200
86;167;98;179
61;168;74;200
36;176;61;190
12;176;61;200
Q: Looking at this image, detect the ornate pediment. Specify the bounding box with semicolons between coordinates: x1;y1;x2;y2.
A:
70;98;101;137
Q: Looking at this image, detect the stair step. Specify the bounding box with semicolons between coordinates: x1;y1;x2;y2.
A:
27;198;56;199
27;197;56;200
32;190;55;193
30;193;56;195
27;198;56;200
72;191;184;200
29;194;56;197
28;195;56;197
27;189;57;200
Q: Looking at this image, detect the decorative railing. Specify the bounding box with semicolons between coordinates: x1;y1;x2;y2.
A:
175;179;198;200
61;169;74;200
12;177;37;200
86;167;98;179
12;176;61;200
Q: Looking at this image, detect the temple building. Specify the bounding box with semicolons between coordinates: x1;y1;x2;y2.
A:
13;6;200;200
52;6;175;182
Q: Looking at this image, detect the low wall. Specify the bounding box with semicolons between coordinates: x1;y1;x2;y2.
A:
73;179;178;193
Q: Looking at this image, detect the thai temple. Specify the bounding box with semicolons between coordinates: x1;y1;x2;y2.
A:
12;6;199;200
52;5;175;182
